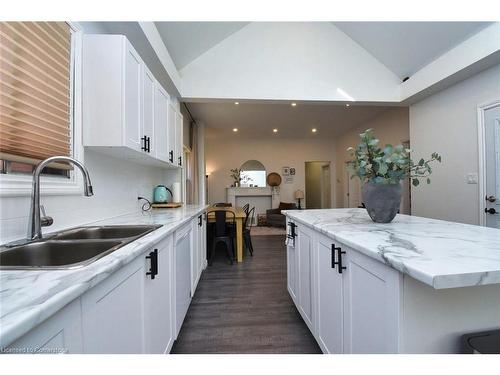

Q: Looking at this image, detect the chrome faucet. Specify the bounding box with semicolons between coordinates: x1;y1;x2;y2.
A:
28;156;94;240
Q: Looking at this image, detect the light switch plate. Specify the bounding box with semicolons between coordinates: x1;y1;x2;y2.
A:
466;173;478;184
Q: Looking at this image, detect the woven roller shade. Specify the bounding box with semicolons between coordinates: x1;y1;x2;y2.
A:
0;22;71;165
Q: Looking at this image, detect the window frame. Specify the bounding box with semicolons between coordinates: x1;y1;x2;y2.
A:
0;22;84;197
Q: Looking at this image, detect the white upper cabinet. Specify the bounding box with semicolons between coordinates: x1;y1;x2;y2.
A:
142;65;156;155
175;111;184;167
83;34;181;168
154;83;170;162
168;102;177;164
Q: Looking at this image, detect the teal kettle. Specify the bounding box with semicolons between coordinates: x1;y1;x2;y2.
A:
153;185;173;203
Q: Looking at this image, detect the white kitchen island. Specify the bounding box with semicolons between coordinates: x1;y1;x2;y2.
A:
283;208;500;354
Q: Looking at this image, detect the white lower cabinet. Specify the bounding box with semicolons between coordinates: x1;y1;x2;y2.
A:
81;255;146;353
342;245;401;354
315;234;344;354
174;223;193;337
144;235;174;354
7;299;83;354
297;224;314;332
287;223;402;354
286;221;298;303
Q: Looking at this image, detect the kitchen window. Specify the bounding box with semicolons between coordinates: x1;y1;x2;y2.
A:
0;22;83;196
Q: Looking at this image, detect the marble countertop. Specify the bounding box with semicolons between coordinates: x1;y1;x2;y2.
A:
0;204;208;347
283;208;500;290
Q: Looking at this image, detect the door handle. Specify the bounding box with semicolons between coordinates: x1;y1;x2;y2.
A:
485;208;499;215
486;195;497;203
146;249;158;279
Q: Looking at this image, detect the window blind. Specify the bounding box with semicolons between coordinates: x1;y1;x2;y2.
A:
0;22;72;166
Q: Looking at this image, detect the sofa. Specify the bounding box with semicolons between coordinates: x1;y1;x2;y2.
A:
266;202;297;227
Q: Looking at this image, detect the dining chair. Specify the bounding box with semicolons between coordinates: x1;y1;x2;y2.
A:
209;209;236;265
242;203;250;215
243;207;255;256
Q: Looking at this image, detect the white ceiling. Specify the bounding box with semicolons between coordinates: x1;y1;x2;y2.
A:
333;22;492;79
154;22;249;70
187;102;396;139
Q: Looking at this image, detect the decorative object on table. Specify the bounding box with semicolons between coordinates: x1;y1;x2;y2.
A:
230;168;252;187
294;189;304;209
153;185;173;203
266;202;297;227
151;202;182;209
347;129;441;223
257;214;267;227
266;172;282;186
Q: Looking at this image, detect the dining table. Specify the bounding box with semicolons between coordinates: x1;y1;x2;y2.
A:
206;206;247;262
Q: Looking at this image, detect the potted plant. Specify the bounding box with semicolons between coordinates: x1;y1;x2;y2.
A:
347;129;441;223
230;168;252;187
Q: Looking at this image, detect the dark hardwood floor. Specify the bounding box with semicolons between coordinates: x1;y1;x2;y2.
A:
171;235;321;354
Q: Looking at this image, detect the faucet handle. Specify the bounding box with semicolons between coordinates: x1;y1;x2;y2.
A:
40;205;54;227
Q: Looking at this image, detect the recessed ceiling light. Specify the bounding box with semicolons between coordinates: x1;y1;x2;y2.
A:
233;128;238;132
345;103;350;107
312;128;317;133
234;101;239;105
273;128;278;133
291;102;297;107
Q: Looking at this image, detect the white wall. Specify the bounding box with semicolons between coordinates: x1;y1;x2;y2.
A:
334;107;410;211
206;136;336;209
410;63;500;225
181;22;401;103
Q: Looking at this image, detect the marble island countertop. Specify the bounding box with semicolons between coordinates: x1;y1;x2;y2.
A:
0;204;208;347
283;208;500;290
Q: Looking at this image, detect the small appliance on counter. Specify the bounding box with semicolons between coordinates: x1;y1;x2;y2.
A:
151;185;182;208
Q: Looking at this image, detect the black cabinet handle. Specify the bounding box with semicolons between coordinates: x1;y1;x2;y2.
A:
146;137;151;153
485;208;498;215
146;249;158;279
178;156;182;166
141;136;147;152
332;244;346;274
169;150;174;163
198;215;202;226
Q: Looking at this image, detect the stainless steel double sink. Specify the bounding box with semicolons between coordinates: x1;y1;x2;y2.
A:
0;225;162;270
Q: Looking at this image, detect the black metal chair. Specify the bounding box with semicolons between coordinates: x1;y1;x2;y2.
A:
243;207;255;256
213;202;232;207
209;209;236;265
242;203;250;215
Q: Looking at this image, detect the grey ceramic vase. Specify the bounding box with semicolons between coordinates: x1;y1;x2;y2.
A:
362;182;402;223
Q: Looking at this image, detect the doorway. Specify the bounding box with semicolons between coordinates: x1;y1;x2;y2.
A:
305;161;331;209
480;102;500;229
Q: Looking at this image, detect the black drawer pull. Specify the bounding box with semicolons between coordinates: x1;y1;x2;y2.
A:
169;150;174;163
146;249;158;279
332;244;346;274
141;136;148;152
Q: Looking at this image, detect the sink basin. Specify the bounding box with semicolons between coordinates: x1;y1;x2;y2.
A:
0;224;162;270
53;225;161;240
0;240;123;269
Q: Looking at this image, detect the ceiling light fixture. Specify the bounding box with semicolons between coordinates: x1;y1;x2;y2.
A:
233;128;238;132
345;103;350;107
234;101;239;105
291;102;297;107
273;128;278;133
312;128;317;133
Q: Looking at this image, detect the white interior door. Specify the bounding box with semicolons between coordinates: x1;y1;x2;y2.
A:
485;104;500;228
345;163;361;208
